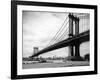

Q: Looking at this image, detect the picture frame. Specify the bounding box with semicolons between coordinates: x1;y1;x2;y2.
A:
11;0;97;79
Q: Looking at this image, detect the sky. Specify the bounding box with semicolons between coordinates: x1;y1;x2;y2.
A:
22;11;90;58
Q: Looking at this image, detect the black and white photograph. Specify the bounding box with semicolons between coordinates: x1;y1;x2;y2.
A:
11;1;97;79
22;11;90;69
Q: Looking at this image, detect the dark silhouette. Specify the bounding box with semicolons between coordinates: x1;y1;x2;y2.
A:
84;54;90;61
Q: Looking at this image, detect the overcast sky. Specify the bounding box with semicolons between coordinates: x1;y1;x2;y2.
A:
22;11;90;58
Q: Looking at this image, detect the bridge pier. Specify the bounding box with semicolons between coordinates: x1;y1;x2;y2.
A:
74;42;84;61
75;42;80;57
68;45;74;56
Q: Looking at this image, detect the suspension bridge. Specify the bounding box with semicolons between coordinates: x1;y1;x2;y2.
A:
30;13;90;61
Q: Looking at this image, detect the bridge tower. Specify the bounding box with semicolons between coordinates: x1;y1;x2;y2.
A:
74;17;80;57
68;13;81;60
68;13;74;56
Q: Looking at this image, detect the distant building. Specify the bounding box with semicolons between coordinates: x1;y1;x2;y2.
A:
33;47;39;58
33;47;38;54
84;54;90;61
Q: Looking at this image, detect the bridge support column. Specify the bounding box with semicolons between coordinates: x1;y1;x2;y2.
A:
68;45;74;56
75;18;80;57
75;42;80;57
74;17;83;61
74;42;84;61
69;13;73;37
68;13;74;58
75;18;79;35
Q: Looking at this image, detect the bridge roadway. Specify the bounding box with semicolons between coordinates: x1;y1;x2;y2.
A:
31;30;89;57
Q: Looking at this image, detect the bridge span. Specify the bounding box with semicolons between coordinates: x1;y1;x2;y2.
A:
31;30;89;57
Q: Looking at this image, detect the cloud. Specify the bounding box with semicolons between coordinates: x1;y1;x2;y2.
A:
51;12;68;19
